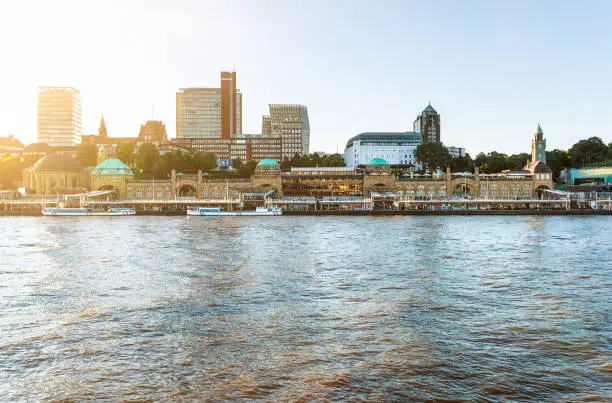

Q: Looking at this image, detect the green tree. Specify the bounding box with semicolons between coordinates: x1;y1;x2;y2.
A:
507;153;530;170
415;143;450;171
239;160;258;177
135;143;160;175
546;149;571;180
231;158;243;170
201;152;217;171
474;152;487;171
569;137;608;167
75;143;98;167
116;142;135;167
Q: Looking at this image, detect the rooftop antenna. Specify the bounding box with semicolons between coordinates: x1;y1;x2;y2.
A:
151;104;154;120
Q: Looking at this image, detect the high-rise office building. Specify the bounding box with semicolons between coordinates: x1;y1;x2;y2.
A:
264;104;310;158
37;86;82;146
413;103;440;143
176;72;242;139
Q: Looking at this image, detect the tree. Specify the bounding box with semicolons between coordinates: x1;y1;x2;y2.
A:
415;143;450;171
231;158;243;170
135;143;160;175
546;149;571;180
75;143;98;167
569;137;608;167
474;152;487;171
239;160;258;177
116;142;135;167
200;152;217;171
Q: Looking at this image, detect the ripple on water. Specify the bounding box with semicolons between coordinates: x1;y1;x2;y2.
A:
0;216;610;401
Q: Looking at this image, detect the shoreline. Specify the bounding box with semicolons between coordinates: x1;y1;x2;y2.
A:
1;209;610;217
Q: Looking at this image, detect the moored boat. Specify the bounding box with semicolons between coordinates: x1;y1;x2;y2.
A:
41;207;136;216
187;206;282;216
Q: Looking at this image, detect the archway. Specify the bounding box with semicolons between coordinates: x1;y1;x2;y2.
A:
535;185;550;199
452;183;474;197
178;185;197;198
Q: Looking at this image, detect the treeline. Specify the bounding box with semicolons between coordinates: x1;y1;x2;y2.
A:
417;136;612;179
280;153;345;170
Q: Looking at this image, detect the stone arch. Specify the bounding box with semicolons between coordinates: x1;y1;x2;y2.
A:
535;185;551;199
178;184;197;198
449;178;476;197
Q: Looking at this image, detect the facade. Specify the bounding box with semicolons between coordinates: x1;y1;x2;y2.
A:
23;152;90;194
176;72;242;139
448;146;466;158
344;132;422;168
531;124;546;163
282;167;363;198
560;167;612;186
91;158;135;199
137;120;168;147
37;86;82;146
413;103;440;143
265;104;310;158
171;135;282;165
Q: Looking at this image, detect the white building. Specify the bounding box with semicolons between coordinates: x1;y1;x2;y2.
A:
344;132;422;168
37;86;82;146
447;146;466;158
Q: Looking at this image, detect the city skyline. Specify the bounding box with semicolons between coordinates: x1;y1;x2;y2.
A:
0;0;611;155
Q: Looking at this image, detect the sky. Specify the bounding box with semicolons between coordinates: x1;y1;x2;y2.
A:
0;0;611;155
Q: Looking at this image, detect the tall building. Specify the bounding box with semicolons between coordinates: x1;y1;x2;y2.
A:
176;72;242;139
264;104;310;158
413;103;440;143
37;86;82;146
531;124;546;164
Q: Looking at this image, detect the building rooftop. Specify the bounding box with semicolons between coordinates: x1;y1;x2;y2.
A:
30;152;84;172
422;103;437;113
257;158;279;166
345;132;422;149
92;158;133;176
368;158;389;165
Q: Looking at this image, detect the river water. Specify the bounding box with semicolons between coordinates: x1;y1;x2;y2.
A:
0;216;610;401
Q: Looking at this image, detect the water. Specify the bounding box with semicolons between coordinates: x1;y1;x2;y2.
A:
0;216;610;401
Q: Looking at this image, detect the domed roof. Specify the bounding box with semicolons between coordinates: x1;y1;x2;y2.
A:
91;158;133;175
32;152;83;172
368;157;388;165
257;158;279;166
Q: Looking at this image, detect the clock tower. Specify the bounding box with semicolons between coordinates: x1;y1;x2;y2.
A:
531;124;546;163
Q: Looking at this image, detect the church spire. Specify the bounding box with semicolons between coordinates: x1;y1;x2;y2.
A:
99;113;107;138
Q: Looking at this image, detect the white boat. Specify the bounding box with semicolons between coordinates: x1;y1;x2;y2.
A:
187;206;282;216
41;207;136;216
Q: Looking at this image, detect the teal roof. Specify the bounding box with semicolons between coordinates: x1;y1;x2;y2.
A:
537;123;543;135
423;103;437;113
257;158;279;166
91;158;133;176
368;158;388;165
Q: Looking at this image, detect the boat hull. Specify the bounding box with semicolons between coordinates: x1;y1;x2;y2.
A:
187;211;282;216
41;208;136;216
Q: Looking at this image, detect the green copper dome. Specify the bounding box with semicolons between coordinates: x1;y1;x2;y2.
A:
257;158;279;166
92;158;133;175
422;103;437;113
537;123;543;135
368;158;388;165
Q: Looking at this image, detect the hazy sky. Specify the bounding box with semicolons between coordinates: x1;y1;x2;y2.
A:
0;0;611;155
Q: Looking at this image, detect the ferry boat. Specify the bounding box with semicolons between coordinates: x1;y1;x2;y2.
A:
187;206;282;216
41;207;136;216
